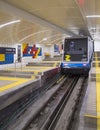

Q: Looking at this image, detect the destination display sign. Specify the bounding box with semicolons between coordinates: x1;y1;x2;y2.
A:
0;47;16;54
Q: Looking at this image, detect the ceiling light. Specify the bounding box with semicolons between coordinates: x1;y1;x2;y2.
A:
19;30;50;42
0;20;21;28
47;44;51;46
43;38;47;41
86;15;100;18
89;27;96;30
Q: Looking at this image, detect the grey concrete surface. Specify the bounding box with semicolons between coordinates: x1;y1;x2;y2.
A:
77;78;96;130
0;80;15;86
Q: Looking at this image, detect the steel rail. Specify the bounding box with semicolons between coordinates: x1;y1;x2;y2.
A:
24;76;79;130
0;73;64;130
42;76;79;130
54;76;87;130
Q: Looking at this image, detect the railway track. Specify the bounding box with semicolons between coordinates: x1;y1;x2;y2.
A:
0;74;88;130
54;76;88;130
0;73;63;130
23;75;87;130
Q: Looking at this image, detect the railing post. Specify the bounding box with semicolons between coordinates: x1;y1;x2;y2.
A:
15;56;23;73
21;57;22;71
15;59;17;77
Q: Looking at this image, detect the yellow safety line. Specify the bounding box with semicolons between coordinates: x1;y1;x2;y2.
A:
0;76;35;92
25;66;55;69
84;114;100;118
0;77;25;81
8;67;53;71
7;67;53;75
0;78;31;92
53;61;60;67
84;53;100;129
95;52;100;130
0;63;58;93
53;62;57;67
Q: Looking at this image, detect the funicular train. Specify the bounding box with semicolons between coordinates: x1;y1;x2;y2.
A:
61;37;94;75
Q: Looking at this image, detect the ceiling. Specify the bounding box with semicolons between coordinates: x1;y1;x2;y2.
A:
0;0;100;45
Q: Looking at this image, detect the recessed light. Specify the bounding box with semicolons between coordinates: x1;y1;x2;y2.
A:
86;15;100;18
43;38;47;41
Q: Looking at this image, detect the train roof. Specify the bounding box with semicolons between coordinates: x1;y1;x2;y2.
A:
64;37;89;40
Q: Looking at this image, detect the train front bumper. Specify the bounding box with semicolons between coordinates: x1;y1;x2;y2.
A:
61;62;91;74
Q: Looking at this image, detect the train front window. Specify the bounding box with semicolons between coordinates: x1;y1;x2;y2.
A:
64;38;88;62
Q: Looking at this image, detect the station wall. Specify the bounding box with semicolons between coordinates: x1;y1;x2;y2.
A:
0;40;98;69
42;44;54;58
94;40;100;52
0;43;55;69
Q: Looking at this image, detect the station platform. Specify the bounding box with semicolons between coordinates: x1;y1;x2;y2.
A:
77;53;100;130
1;57;100;130
0;61;60;111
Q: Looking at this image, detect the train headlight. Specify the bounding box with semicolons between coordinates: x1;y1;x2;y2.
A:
83;63;86;66
64;63;68;66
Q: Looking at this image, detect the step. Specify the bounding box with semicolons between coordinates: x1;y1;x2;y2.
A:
26;62;54;67
84;82;97;129
92;62;100;67
0;73;32;78
0;70;34;74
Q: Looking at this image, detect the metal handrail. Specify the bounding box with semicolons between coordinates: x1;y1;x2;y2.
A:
15;56;23;71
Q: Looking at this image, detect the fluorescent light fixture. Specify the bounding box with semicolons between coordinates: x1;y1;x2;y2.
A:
47;44;51;46
0;20;21;28
43;38;47;41
86;15;100;18
90;27;96;29
19;30;49;42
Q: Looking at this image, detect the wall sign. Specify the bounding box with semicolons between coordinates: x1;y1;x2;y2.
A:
22;43;42;58
0;47;16;54
0;47;16;65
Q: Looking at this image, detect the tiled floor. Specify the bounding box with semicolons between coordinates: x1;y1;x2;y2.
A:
77;80;96;130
